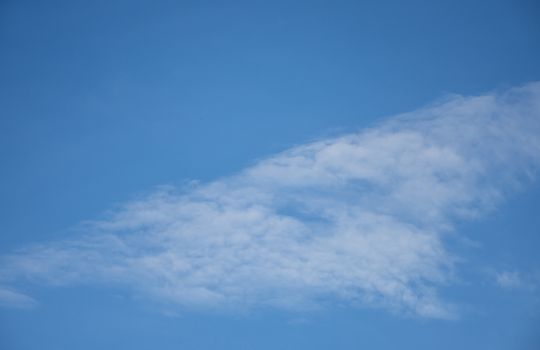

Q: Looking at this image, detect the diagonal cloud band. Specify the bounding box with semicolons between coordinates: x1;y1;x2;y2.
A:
1;83;540;318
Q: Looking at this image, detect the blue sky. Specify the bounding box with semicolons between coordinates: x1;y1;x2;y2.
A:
1;0;540;349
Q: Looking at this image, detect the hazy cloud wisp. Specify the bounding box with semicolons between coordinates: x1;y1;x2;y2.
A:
1;83;540;318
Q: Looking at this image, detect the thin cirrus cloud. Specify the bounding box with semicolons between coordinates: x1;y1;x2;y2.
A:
496;271;525;290
0;287;36;309
1;83;539;318
495;270;539;291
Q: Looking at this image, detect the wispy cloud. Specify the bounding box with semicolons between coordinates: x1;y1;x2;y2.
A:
495;270;539;291
1;83;540;318
496;271;525;289
0;286;36;309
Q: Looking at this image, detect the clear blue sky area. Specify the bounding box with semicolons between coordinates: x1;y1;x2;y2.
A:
1;0;540;349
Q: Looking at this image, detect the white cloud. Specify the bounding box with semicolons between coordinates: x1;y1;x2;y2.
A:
1;83;540;318
495;270;539;291
496;271;524;289
0;287;36;309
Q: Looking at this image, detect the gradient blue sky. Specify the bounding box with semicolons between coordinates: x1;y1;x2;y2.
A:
1;0;540;349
